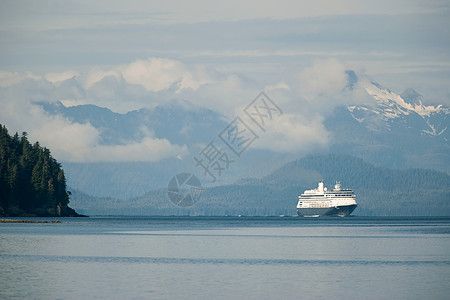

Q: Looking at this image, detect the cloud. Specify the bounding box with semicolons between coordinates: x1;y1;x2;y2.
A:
0;93;94;159
73;57;224;113
120;58;215;92
299;58;348;100
265;82;291;92
252;113;329;153
0;71;41;87
84;58;217;93
293;59;375;113
85;67;122;89
82;137;188;163
36;116;188;163
33;111;188;162
1;0;445;32
2;2;449;109
187;74;256;116
1;56;437;161
0;57;362;159
31;116;100;161
0;86;188;162
45;70;80;84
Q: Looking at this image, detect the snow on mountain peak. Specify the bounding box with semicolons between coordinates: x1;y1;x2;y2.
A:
364;82;413;119
364;82;447;118
344;81;449;138
365;82;411;108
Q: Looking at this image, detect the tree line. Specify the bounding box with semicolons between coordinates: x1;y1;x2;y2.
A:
0;124;79;216
69;154;450;216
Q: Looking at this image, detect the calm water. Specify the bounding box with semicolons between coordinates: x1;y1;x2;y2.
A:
1;216;449;299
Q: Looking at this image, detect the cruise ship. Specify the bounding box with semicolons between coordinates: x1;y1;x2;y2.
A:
297;181;357;217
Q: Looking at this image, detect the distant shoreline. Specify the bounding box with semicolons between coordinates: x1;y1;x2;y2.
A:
0;219;62;223
0;211;88;218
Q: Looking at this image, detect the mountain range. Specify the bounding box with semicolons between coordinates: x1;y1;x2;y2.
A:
35;73;450;216
39;75;450;199
69;154;450;216
43;100;287;198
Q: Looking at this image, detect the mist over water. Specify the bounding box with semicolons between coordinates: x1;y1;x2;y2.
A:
1;216;449;299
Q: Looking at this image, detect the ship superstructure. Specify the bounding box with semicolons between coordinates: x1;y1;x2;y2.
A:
297;181;357;217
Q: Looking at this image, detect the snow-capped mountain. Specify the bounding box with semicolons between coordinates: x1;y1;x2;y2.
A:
348;82;448;140
327;80;449;172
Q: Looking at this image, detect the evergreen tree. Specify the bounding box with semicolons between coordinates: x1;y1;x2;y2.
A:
0;124;79;216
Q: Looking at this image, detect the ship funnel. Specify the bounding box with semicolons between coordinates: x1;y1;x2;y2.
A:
318;181;324;192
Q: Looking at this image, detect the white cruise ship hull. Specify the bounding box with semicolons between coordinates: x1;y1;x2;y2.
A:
297;204;357;217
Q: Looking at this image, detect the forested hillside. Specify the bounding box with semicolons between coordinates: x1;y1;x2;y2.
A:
70;154;450;216
0;124;80;217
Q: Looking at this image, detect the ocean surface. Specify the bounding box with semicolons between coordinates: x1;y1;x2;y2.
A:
1;216;449;299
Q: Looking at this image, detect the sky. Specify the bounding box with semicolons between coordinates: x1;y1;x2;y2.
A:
0;0;449;162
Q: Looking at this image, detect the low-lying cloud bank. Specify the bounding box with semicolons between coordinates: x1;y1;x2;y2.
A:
0;57;374;162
